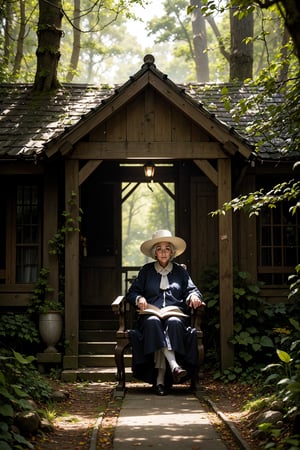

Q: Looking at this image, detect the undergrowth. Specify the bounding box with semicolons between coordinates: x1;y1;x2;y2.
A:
202;264;300;449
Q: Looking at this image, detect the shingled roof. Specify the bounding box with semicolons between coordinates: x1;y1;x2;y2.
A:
0;56;288;161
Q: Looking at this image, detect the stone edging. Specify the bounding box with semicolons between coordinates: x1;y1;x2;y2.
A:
203;396;253;450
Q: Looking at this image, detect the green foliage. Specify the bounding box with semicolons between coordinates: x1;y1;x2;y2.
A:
48;191;82;303
210;63;300;219
203;265;288;381
48;191;82;259
27;267;63;315
205;262;300;448
0;349;52;449
260;318;300;449
0;313;40;353
288;265;300;315
264;321;300;408
211;179;300;218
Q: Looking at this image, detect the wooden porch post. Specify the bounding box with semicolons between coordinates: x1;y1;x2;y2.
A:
43;167;59;296
218;158;234;369
63;159;80;369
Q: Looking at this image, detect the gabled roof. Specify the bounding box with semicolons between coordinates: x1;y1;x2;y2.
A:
0;55;287;162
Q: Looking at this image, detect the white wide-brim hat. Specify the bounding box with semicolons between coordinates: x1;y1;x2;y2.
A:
140;229;186;259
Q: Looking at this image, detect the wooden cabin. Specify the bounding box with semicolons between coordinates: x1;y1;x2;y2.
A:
0;55;298;378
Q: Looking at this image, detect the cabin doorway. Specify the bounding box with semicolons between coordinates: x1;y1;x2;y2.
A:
79;162;176;307
121;179;175;294
80;163;122;307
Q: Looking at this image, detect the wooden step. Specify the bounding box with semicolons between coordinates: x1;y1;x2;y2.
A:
61;367;134;382
78;354;132;368
78;341;116;355
79;329;116;341
79;319;118;330
80;307;115;320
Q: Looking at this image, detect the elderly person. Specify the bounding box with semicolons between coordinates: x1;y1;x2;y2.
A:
126;229;205;395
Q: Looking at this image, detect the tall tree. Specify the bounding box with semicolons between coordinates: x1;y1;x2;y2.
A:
13;0;26;76
231;0;300;61
34;0;63;91
148;0;210;82
66;0;81;82
190;0;209;81
230;4;253;80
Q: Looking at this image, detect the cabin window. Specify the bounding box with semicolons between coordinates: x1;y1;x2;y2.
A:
257;202;299;285
0;181;41;285
16;184;41;283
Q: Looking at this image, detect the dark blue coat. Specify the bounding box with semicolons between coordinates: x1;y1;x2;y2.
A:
126;262;202;310
126;262;202;386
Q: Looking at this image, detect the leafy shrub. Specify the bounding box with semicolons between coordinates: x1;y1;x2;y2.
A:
202;265;288;381
0;312;40;354
0;349;52;449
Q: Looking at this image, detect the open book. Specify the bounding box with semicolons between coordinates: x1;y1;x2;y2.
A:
138;304;188;319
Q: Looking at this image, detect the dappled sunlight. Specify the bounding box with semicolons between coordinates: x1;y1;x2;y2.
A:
113;384;227;450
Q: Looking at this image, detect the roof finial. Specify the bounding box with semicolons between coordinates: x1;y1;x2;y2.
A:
142;54;156;68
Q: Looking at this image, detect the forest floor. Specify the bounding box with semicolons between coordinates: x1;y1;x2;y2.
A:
29;375;273;450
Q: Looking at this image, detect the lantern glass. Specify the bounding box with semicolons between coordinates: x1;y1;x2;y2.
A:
144;162;155;178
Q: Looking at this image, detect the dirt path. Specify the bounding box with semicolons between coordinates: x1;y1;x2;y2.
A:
30;379;259;450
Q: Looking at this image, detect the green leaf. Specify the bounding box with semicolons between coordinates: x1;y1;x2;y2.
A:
13;431;34;448
276;349;291;363
289;318;300;331
0;440;12;450
252;343;261;351
287;381;300;393
11;385;28;398
265;373;279;383
260;336;274;347
12;351;35;365
0;404;14;417
0;387;14;401
0;372;6;385
239;351;252;362
0;422;9;432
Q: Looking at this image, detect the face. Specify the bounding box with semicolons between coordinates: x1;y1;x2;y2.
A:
154;241;173;267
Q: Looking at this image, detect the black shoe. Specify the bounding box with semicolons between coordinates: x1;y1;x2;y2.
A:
155;384;166;396
172;366;187;383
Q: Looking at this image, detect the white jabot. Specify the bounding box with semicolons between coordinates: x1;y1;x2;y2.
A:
154;261;173;290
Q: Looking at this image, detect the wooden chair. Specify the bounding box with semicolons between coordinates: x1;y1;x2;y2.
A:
111;295;205;397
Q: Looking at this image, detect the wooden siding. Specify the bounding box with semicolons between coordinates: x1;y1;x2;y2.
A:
89;89;212;144
190;176;218;289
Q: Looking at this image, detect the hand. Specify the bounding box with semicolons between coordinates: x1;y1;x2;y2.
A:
137;297;148;311
189;295;205;309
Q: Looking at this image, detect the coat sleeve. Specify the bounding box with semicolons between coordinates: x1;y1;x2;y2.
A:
180;265;203;303
126;265;146;306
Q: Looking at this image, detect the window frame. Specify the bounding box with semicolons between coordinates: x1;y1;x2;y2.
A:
257;201;299;286
1;178;42;285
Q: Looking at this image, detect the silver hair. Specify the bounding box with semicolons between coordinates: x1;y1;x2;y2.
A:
151;242;176;260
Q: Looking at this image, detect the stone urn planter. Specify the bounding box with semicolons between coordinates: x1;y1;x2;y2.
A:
39;311;63;353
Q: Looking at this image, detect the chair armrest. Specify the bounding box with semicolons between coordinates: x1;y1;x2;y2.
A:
112;295;125;312
190;305;205;332
112;295;126;336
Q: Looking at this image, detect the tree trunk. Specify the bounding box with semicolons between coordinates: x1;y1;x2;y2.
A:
278;0;300;60
3;1;12;63
66;0;81;82
13;0;26;76
206;15;230;62
34;0;63;91
230;5;253;81
190;0;209;82
278;26;291;83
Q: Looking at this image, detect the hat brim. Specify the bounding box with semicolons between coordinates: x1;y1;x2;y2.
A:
140;236;186;259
